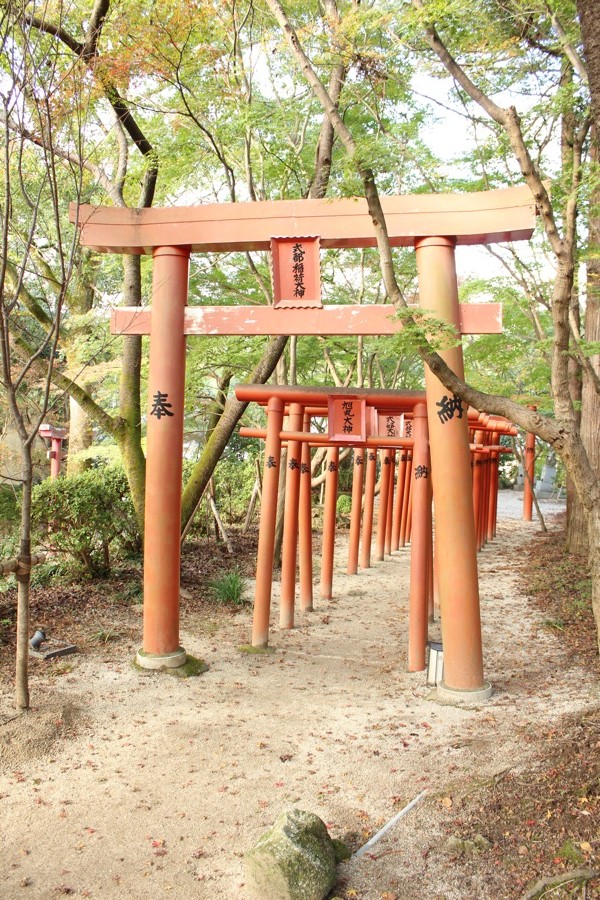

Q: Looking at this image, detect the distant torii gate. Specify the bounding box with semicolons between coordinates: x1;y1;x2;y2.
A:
70;185;536;701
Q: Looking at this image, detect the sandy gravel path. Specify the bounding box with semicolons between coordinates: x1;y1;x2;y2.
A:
1;492;592;899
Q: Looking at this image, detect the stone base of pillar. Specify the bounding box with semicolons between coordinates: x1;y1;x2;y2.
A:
136;647;187;670
436;680;492;704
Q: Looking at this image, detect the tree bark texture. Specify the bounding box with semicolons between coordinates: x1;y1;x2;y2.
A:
67;394;93;476
15;447;33;710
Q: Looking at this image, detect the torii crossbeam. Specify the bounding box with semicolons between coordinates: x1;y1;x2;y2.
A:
70;185;536;701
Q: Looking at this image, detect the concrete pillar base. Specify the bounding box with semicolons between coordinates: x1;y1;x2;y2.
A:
136;647;187;670
436;680;492;704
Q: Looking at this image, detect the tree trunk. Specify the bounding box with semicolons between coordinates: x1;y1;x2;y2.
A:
15;446;33;710
116;255;147;532
67;394;94;476
590;504;600;648
568;134;600;552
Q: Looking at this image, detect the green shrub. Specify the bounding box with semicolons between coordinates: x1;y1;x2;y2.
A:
0;485;19;534
207;569;248;606
31;466;141;577
336;494;352;518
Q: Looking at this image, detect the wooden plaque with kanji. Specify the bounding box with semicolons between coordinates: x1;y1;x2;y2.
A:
328;395;367;444
271;236;322;308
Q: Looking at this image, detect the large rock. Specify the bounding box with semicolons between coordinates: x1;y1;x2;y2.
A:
244;809;337;900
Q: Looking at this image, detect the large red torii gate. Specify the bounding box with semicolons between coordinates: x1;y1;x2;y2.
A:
70;185;536;702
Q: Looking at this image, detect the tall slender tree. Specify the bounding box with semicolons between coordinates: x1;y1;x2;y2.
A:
1;4;86;708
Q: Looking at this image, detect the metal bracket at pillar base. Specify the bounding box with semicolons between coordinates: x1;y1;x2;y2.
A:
436;680;492;705
136;647;187;670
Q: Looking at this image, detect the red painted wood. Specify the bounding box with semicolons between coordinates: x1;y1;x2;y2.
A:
111;302;502;337
70;186;536;254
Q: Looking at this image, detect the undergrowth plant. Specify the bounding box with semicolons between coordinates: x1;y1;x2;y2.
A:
207;569;247;606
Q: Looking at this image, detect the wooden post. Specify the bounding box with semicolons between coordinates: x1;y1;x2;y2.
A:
523;421;536;521
252;396;285;647
360;449;377;569
472;429;485;552
280;403;304;629
408;403;431;671
488;432;499;540
391;450;407;551
415;235;489;699
139;246;190;669
482;444;492;546
399;451;412;547
49;438;63;479
375;449;393;562
298;415;314;611
347;448;364;575
406;461;414;543
385;450;395;557
427;477;435;622
39;425;67;480
320;446;339;599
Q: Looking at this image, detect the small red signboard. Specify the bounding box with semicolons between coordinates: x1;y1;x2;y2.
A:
271;236;322;308
328;395;367;444
377;413;404;439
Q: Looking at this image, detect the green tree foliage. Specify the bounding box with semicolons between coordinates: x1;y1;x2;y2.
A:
3;2;597;618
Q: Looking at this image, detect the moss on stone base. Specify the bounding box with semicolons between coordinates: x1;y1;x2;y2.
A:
132;654;208;677
238;644;276;655
168;655;208;677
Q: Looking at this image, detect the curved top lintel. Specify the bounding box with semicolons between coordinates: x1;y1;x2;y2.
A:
69;185;536;255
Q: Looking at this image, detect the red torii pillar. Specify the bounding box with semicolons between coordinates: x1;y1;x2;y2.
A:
375;449;393;562
138;247;189;669
280;403;304;629
361;449;378;569
298;415;314;611
384;450;395;557
523;415;536;521
399;450;413;547
408;403;431;671
347;448;365;575
472;429;486;552
487;431;499;542
415;236;490;700
320;446;340;600
253;397;285;646
391;449;407;551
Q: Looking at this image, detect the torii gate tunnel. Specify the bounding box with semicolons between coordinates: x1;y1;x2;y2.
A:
70;185;536;701
234;388;517;682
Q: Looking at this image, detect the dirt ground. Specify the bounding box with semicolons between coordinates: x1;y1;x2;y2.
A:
1;492;599;900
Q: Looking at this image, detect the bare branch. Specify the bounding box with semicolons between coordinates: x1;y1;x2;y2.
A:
549;9;588;83
411;0;565;264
